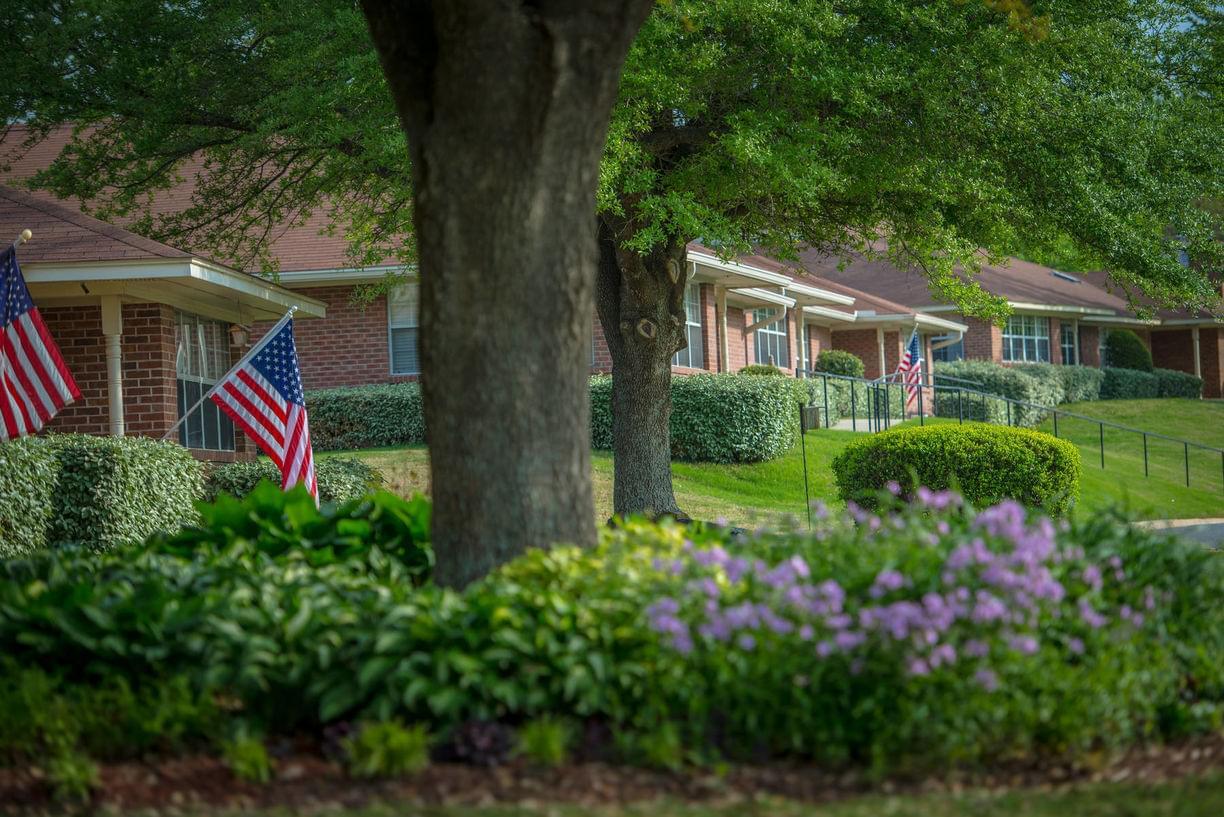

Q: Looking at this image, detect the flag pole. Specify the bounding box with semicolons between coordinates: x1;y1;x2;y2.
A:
160;306;297;442
9;229;31;250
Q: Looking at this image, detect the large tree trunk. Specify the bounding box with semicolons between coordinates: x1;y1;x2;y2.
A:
596;217;689;518
362;1;651;587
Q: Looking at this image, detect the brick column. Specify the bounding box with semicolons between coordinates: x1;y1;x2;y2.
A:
1080;325;1101;367
962;316;1003;362
699;283;718;372
1049;318;1063;365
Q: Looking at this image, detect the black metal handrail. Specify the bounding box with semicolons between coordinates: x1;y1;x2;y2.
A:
795;367;1224;494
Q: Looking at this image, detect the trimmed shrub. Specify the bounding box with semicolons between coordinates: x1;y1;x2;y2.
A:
1100;367;1160;400
44;435;203;551
813;349;865;379
591;374;804;463
0;438;57;558
1104;330;1154;372
932;361;1060;427
1154;368;1203;399
205;457;384;504
831;424;1081;516
307;383;425;451
738;364;786;376
1057;365;1105;403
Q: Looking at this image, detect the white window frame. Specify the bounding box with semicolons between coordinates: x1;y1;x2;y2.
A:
387;282;420;375
174;310;235;452
753;308;789;368
672;282;704;369
1060;321;1079;366
1002;315;1050;363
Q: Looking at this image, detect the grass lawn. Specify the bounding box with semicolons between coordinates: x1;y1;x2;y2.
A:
205;775;1224;816
334;399;1224;526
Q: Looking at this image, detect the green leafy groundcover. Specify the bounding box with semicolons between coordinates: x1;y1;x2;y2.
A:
2;488;1220;773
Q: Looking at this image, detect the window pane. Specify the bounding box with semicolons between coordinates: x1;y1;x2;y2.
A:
391;326;420;374
687;324;703;369
389;283;419;327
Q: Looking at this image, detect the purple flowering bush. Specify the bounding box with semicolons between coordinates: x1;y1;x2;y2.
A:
623;493;1222;769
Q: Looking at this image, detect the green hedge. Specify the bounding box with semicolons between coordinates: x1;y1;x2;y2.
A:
204;457;384;504
738;364;787;376
592;374;803;463
307;383;425;451
832;424;1081;517
1012;363;1105;404
1100;367;1160;400
813;349;865;379
1154;368;1203;399
0;439;57;558
44;435;203;551
1104;330;1154;371
932;361;1059;427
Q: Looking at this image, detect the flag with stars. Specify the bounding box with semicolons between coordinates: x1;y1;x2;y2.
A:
209;311;317;502
0;245;81;441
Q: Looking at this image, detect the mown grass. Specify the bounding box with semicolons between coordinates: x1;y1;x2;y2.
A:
334;400;1224;526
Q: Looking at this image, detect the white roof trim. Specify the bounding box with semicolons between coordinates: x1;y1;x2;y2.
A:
728;287;796;308
802;305;857;323
1078;314;1160;326
274;264;412;285
785;281;856;307
1008;301;1118;316
687;251;793;287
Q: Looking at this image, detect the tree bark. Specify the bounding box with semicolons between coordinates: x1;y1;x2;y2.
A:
362;0;651;587
596;217;689;518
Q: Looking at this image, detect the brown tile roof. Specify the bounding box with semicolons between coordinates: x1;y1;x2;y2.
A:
1;125;379;273
0;185;192;263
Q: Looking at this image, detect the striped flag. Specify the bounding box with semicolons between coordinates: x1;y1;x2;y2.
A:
208;312;317;503
897;328;923;409
0;245;81;440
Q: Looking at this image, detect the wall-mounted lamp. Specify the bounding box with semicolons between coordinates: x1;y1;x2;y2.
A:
228;324;252;347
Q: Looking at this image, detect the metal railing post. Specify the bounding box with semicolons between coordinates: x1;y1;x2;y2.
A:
1006;400;1011;427
800;403;812;530
1142;433;1149;477
1185;442;1190;487
850;383;857;432
1099;423;1105;468
917;381;925;427
822;374;830;430
885;382;891;429
957;389;963;424
1052;410;1058;438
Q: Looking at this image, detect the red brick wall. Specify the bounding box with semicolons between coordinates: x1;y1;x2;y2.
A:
962;316;1002;362
1079;325;1101;367
728;307;748;372
699;284;717;372
1049;318;1063;365
253;285;413;390
807;324;833;369
592;315;613;373
883;330;903;375
831;328;884;378
1150;329;1196;376
42;303;178;438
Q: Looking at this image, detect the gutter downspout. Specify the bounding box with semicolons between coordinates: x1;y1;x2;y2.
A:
1192;326;1202;380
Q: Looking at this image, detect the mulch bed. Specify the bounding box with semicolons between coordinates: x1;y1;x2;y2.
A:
2;733;1221;815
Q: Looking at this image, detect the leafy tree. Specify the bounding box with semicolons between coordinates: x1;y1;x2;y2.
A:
595;0;1222;516
4;1;1220;558
1;0;652;587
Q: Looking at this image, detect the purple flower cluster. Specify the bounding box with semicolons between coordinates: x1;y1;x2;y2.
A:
645;497;1155;691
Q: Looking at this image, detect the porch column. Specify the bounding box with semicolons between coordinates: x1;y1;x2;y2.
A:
715;284;729;373
100;295;125;436
876;326;886;380
797;311;807;373
1192;326;1202;379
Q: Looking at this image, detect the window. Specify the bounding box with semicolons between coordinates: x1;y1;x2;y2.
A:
388;283;420;375
672;282;704;369
175;311;235;451
753;308;789;368
1060;322;1078;365
930;334;964;363
1098;329;1109;367
1002;315;1050;363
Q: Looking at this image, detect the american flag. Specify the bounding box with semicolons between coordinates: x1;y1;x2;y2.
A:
0;245;81;440
208;312;317;502
897;328;923;409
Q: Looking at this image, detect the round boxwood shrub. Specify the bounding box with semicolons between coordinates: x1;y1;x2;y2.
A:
814;349;865;379
1104;330;1154;372
832;424;1081;516
204;457;384;504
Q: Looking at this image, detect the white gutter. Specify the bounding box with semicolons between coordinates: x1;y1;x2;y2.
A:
686;250;793;288
728;287;797;308
274;264;411;285
1008;301;1117;317
1078;314;1160;326
802;304;857;323
785;281;856;307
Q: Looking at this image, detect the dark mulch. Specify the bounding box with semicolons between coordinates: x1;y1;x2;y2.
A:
1;734;1221;815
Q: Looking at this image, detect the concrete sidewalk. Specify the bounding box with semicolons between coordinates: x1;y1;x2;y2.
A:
1137;518;1224;548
